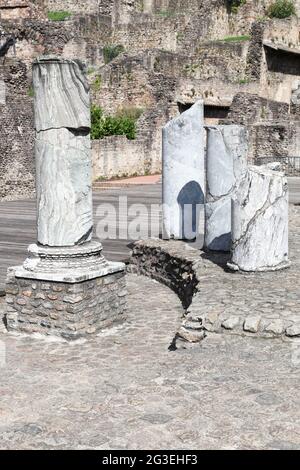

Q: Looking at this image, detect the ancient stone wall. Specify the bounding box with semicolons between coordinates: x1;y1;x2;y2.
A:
0;0;46;19
46;0;100;15
224;92;295;161
252;122;300;160
226;92;290;125
1;1;300;199
0;59;35;201
92;105;169;179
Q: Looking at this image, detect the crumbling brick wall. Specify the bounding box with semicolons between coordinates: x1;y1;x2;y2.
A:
0;59;35;201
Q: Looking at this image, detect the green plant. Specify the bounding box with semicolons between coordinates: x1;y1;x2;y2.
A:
87;67;95;75
116;106;144;121
237;77;250;84
28;86;34;97
103;44;125;64
155;9;175;18
91;76;102;92
221;35;251;42
47;10;71;21
261;106;267;119
267;0;296;18
228;0;247;14
91;105;143;141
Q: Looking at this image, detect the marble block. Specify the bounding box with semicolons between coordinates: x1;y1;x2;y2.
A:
36;128;93;246
228;165;290;272
33;56;90;132
205;125;247;251
162;101;205;241
33;57;92;247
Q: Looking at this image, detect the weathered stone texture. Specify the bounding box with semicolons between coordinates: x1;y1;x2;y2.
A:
130;238;201;310
162;101;205;241
2;1;300;198
33;57;93;247
47;0;100;15
6;269;127;339
229;165;290;272
129;204;300;342
205;125;248;252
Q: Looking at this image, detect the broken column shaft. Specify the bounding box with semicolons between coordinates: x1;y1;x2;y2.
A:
205;125;248;252
5;57;126;339
228;165;290;272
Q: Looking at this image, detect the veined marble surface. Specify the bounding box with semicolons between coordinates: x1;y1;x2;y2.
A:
14;241;125;283
229;165;290;272
205;125;248;252
35;128;93;246
33;57;93;247
33;57;90;132
162;101;205;241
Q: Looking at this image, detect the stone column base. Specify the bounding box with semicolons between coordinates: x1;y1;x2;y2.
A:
5;242;127;340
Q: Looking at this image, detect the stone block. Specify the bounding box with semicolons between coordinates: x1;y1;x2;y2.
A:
244;316;261;333
162;101;205;242
5;270;127;340
228;165;290;272
205;125;248;252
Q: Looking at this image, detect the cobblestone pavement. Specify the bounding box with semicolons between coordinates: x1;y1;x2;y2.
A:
0;274;300;450
182;205;300;340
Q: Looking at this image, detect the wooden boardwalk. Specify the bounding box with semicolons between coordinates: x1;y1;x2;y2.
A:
0;184;161;292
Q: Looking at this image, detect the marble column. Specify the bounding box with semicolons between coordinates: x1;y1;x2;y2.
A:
228;165;290;272
5;57;126;339
162;101;205;242
205;125;248;251
33;57;93;247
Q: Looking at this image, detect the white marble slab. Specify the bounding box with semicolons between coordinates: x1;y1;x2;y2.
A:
228;165;290;272
162;101;205;241
205;125;247;252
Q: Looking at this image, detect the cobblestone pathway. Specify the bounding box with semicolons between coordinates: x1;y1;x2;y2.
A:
0;274;299;450
183;205;300;340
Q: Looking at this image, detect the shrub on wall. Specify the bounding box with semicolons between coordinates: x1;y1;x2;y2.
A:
91;105;143;140
227;0;247;14
103;45;125;64
267;0;295;18
47;11;72;21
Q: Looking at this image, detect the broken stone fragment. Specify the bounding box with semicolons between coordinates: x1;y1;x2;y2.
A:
222;316;240;330
286;323;300;337
228;165;290;272
265;319;284;336
244;316;261;333
177;326;206;343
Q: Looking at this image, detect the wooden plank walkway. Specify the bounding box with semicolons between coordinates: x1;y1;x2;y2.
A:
0;184;162;292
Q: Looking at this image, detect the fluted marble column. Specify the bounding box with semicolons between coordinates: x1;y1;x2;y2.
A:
205;125;248;251
162;101;205;241
228;165;290;272
33;57;93;247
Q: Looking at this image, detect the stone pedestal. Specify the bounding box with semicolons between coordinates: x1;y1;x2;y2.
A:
6;269;126;340
162;101;205;241
205;125;247;252
228;165;290;272
5;57;126;338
